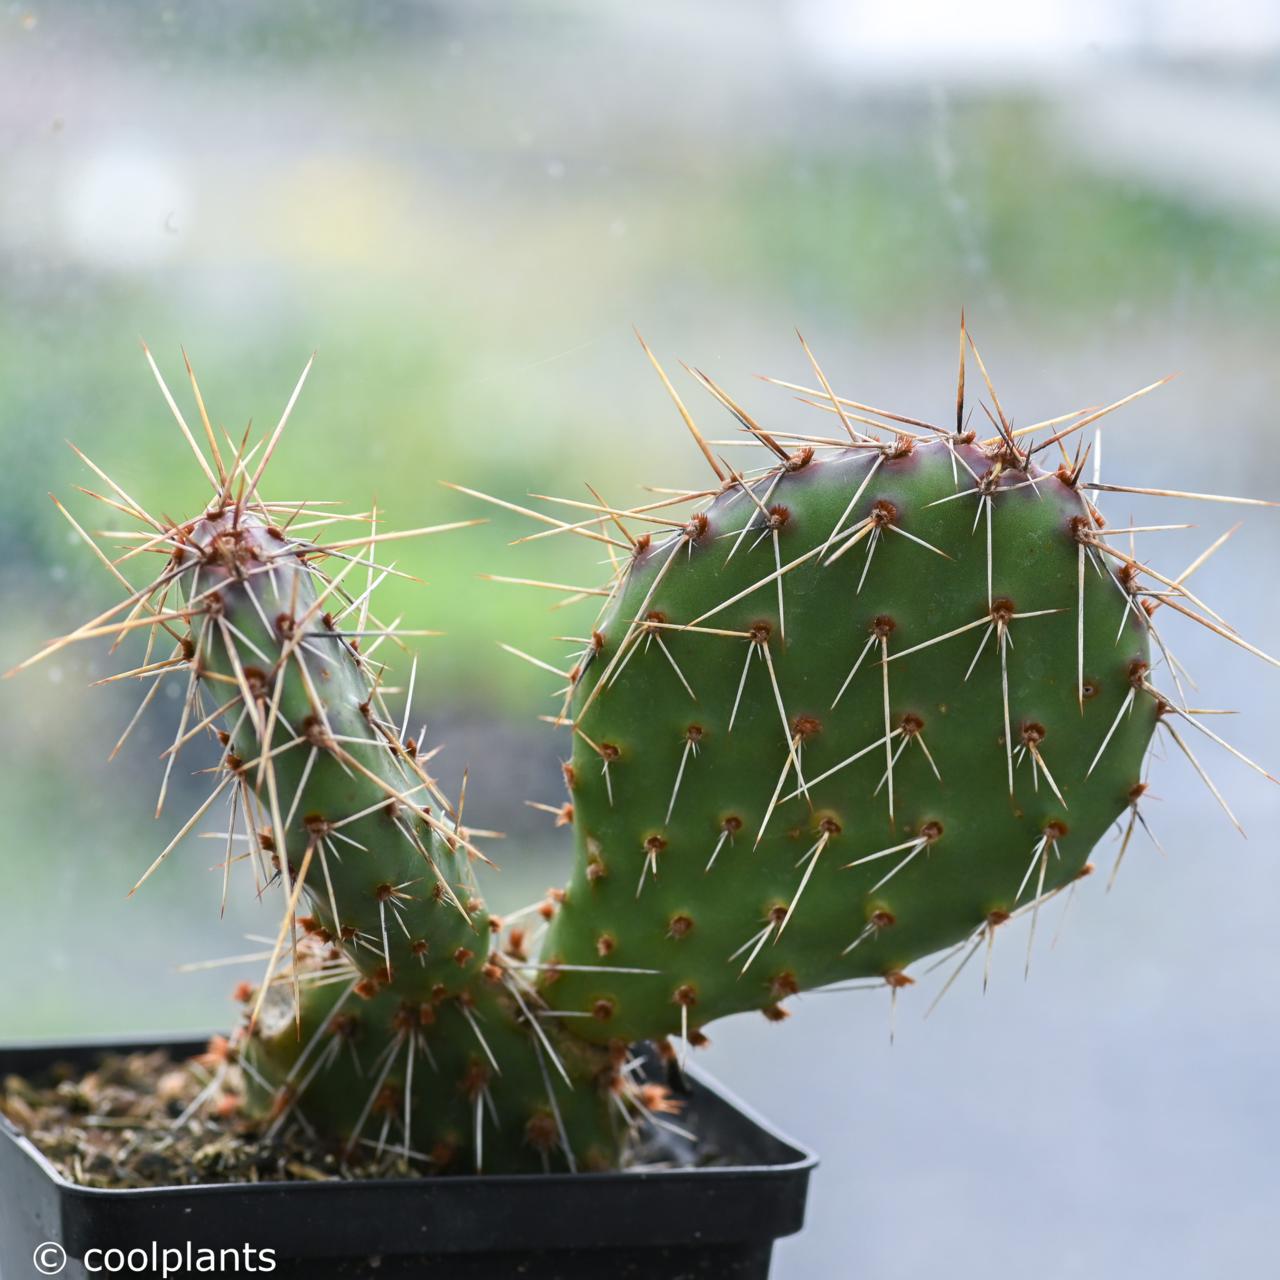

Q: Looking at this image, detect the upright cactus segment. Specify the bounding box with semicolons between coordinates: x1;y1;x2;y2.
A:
179;503;630;1170
14;325;1277;1179
185;503;487;1002
11;350;651;1174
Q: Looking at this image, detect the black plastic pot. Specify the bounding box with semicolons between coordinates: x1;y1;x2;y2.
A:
0;1034;815;1280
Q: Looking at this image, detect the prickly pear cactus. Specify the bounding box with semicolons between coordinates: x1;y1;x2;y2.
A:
482;325;1272;1073
540;436;1155;1042
16;326;1273;1178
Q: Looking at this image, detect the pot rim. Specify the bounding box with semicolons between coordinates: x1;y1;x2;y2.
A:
1;1029;818;1198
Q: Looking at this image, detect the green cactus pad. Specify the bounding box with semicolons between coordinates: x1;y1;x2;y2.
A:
541;439;1156;1040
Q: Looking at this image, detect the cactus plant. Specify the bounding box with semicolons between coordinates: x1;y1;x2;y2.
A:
12;325;1275;1178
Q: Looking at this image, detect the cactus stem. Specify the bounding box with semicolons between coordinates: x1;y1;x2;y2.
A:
327;742;489;872
38;332;1277;1174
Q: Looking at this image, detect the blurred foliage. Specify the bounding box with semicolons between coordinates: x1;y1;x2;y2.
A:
728;103;1280;321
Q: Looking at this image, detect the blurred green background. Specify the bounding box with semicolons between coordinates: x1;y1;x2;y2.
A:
2;3;1278;1276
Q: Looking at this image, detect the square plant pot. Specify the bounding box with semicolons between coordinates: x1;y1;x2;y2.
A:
0;1034;815;1280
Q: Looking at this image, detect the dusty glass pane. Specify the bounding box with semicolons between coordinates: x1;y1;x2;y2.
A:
1;4;1276;1276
